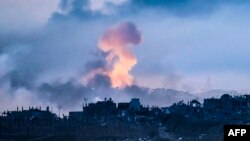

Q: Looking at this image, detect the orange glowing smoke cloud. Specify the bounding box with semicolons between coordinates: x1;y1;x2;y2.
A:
87;22;142;88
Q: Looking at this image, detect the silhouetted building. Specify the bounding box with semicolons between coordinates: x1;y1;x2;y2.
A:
3;106;56;121
129;98;141;111
204;94;250;114
69;111;84;120
1;95;250;141
189;100;201;108
118;102;130;116
84;98;116;117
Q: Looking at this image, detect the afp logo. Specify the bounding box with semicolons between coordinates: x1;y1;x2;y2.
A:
224;125;250;141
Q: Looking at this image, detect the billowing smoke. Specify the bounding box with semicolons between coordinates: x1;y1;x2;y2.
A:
3;0;248;114
85;22;142;88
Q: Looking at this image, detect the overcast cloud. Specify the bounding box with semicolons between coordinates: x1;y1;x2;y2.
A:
1;0;250;113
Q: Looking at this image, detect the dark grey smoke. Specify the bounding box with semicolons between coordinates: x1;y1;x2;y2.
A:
51;0;103;21
6;70;35;89
50;0;250;21
84;51;108;73
87;74;111;88
124;85;196;107
2;0;240;112
0;0;199;112
130;0;250;14
38;80;91;109
125;85;149;98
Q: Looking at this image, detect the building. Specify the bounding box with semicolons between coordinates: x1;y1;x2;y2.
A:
129;98;141;111
204;94;250;114
117;102;130;116
69;111;84;120
2;106;56;121
84;98;117;117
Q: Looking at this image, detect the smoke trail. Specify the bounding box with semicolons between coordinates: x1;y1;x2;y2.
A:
86;22;142;88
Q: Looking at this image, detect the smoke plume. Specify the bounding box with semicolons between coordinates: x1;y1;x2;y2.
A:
85;22;142;88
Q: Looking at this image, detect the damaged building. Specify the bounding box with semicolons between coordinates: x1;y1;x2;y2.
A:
1;94;250;141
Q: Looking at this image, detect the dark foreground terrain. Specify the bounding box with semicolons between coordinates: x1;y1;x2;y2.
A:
1;94;250;141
